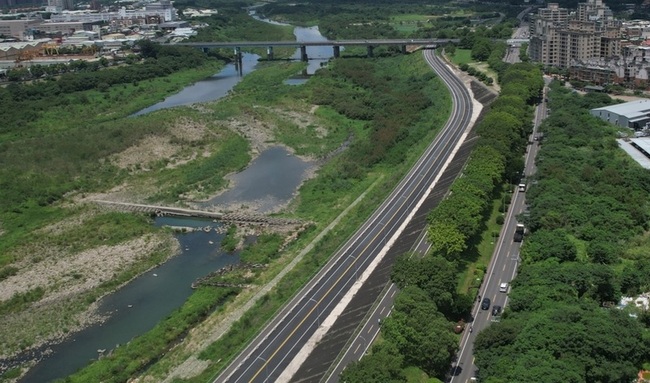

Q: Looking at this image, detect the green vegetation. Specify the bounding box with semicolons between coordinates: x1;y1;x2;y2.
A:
136;51;452;382
449;48;472;65
220;225;238;252
0;287;45;316
473;85;650;382
0;1;535;380
0;11;297;371
342;61;543;381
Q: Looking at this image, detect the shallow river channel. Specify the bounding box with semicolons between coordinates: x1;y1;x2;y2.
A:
18;23;334;383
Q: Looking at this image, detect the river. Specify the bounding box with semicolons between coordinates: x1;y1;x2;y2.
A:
17;21;333;383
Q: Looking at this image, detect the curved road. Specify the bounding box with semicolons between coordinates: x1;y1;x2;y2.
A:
215;49;474;383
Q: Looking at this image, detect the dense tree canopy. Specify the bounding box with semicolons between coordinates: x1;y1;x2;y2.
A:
474;82;650;383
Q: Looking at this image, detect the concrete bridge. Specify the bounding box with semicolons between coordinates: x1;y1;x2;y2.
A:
173;38;459;65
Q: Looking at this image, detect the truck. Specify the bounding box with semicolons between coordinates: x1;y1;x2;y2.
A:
514;223;526;242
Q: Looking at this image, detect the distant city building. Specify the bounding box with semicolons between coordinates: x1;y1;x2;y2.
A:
47;0;74;12
48;0;176;23
119;0;176;22
0;19;41;40
0;38;48;60
182;8;218;18
529;0;621;68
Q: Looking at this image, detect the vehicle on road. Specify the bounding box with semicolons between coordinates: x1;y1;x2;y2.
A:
518;179;527;192
481;298;491;310
514;223;526;242
492;305;502;316
499;282;509;293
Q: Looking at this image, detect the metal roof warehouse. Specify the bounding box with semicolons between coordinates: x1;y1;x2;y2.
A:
591;99;650;130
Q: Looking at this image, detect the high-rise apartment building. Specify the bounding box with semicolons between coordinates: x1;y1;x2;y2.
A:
46;0;74;12
529;0;621;68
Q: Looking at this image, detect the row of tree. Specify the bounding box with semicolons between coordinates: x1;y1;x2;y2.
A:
341;56;543;381
474;83;650;382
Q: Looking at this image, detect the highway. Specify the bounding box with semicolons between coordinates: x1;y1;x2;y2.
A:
214;49;474;383
322;48;475;382
504;7;531;64
449;81;549;383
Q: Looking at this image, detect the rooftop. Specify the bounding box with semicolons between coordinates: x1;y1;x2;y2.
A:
617;137;650;169
592;99;650;119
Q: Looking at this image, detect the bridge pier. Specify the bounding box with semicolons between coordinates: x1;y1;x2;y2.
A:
202;47;209;54
300;45;308;62
367;45;374;58
234;47;243;75
333;45;340;58
401;45;407;54
267;46;274;60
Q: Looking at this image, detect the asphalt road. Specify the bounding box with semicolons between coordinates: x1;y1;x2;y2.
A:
323;48;475;382
214;50;474;383
449;83;549;383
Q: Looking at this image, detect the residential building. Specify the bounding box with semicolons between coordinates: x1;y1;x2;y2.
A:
47;0;73;12
529;0;621;68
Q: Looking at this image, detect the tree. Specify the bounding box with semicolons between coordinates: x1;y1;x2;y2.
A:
427;221;467;260
339;342;406;383
587;240;619;264
382;286;457;378
471;38;492;61
521;229;577;263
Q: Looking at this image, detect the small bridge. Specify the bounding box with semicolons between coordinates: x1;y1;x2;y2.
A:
93;200;302;226
173;38;459;63
507;38;530;46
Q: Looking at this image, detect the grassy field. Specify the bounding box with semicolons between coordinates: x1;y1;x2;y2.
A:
448;48;500;89
449;48;473;66
390;14;435;33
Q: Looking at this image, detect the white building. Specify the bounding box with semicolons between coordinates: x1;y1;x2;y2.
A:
118;0;177;22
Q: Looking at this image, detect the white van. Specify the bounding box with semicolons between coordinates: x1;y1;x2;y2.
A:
499;282;509;293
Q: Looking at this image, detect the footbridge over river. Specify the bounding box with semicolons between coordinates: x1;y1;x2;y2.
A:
173;38;459;62
93;200;303;226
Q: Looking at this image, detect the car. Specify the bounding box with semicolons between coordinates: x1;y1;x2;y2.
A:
492;305;502;316
481;297;491;310
499;282;509;293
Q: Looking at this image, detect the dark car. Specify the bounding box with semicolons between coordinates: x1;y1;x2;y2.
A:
492;305;502;316
481;298;491;310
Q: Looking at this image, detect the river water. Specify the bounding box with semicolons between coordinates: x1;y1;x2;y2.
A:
17;22;333;383
204;146;313;213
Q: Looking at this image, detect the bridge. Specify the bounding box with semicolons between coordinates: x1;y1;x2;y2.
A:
507;38;530;46
173;38;459;63
92;200;303;226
